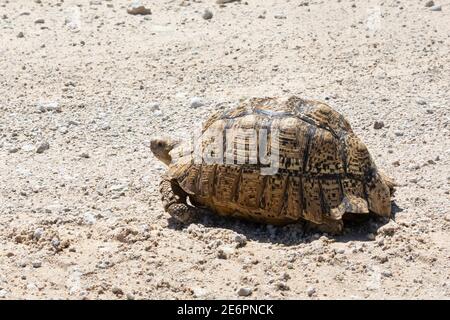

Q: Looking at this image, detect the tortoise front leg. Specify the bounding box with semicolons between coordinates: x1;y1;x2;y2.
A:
159;178;199;224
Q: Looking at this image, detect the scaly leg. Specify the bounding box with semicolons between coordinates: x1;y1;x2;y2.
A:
159;178;199;224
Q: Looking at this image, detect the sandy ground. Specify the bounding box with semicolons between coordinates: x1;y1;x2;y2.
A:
0;0;449;300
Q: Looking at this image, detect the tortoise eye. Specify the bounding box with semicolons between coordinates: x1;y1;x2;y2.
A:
158;142;163;147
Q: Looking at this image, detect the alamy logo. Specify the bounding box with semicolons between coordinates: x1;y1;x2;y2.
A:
172;126;281;176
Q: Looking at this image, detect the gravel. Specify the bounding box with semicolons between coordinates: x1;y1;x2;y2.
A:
0;0;448;300
202;9;213;20
36;141;50;154
237;287;252;296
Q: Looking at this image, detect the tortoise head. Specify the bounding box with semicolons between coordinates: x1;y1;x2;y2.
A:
150;137;178;166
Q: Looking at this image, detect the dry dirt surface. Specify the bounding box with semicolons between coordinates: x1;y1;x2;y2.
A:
0;0;449;300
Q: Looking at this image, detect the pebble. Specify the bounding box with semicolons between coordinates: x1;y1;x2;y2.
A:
32;260;42;268
307;287;316;297
112;287;124;295
430;5;442;11
378;221;399;236
37;101;61;113
96;260;114;269
217;246;235;259
275;282;290;291
0;289;7;298
394;131;404;137
51;238;60;249
33;228;44;240
237;287;252;296
127;4;152;15
36;141;50;154
109;184;128;194
233;234;247;247
35;19;45;24
17;32;24;38
425;0;435;7
373;121;384;129
190;97;204;108
59;126;69;134
381;270;393;277
202;9;213;20
8;147;19;154
192;287;208;298
80;152;90;158
83;212;96;225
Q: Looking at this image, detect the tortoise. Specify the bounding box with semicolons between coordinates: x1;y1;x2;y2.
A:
150;96;395;234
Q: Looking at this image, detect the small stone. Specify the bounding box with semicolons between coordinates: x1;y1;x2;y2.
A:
425;0;435;7
430;5;442;11
190;97;204;108
35;19;45;24
127;4;152;15
307;287;316;297
275;282;290;291
367;233;376;241
202;9;213;20
192;287;208;298
51;238;60;249
6;252;14;257
381;270;393;277
377;221;399;236
394;131;404;137
112;287;123;295
37;101;61;112
392;160;400;167
217;246;235;259
17;32;24;38
126;293;135;300
8;147;19;154
373;121;384;129
36;141;50;154
149;102;160;111
83;212;96;225
33;228;44;240
32;260;42;268
234;234;247;247
0;289;7;298
80;152;90;158
96;260;114;269
237;287;252;296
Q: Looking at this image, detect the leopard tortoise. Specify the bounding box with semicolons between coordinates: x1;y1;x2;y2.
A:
150;96;395;234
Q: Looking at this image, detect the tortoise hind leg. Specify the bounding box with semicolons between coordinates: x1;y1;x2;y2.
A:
159;178;199;224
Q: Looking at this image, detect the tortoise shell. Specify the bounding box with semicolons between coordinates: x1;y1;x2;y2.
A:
167;96;393;231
